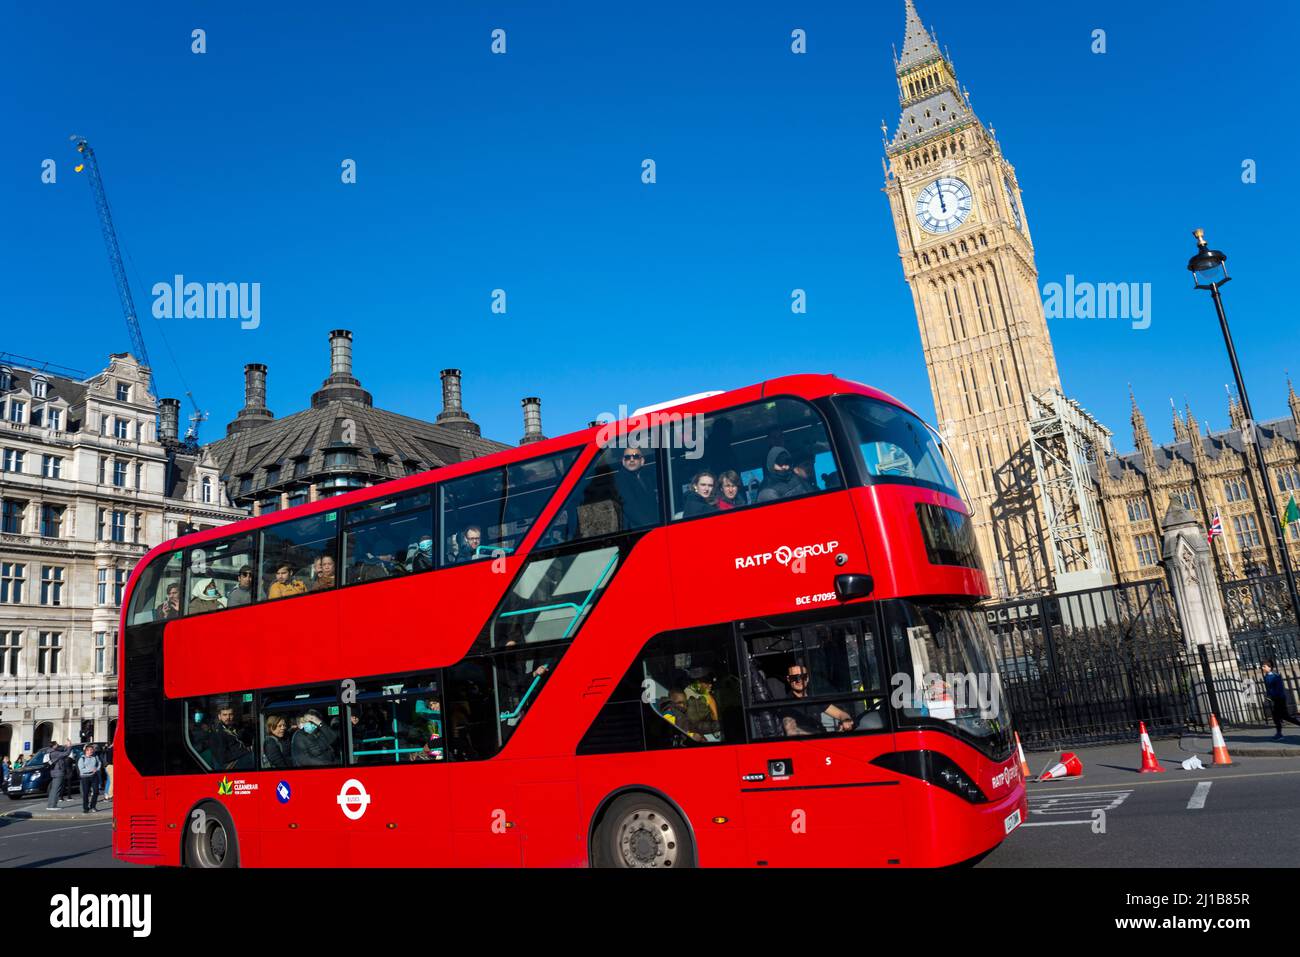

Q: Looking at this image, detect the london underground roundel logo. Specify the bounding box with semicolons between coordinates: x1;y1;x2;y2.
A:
336;778;371;820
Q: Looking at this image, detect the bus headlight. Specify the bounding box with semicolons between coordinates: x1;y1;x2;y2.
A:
871;750;989;804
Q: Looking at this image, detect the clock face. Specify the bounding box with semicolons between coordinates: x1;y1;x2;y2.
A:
1004;176;1023;231
915;177;973;234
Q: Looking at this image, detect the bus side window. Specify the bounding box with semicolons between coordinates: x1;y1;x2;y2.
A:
184;693;255;772
347;675;443;765
260;686;343;768
666;399;837;521
128;550;183;625
260;511;339;599
540;441;662;545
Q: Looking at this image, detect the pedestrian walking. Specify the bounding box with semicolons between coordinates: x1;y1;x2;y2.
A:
1262;659;1300;740
77;745;102;813
1;756;10;788
45;741;71;809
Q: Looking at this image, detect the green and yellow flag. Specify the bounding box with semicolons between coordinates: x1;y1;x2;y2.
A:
1283;495;1300;534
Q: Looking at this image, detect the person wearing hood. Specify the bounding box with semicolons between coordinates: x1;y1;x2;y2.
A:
188;576;226;614
756;447;813;502
681;471;718;517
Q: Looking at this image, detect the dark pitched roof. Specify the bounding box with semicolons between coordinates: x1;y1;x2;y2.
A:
1096;415;1296;481
205;399;511;497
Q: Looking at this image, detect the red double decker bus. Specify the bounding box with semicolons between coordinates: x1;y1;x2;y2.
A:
114;373;1025;868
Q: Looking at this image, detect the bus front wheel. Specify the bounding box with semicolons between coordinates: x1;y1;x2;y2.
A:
593;792;695;868
183;801;239;869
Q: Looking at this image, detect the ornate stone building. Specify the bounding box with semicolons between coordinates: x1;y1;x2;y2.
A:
0;353;244;759
1098;389;1300;586
205;329;535;514
883;0;1083;597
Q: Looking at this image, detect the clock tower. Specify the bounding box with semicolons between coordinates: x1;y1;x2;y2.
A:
883;0;1063;596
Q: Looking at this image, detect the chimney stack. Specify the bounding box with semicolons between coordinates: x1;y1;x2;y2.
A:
244;363;270;413
160;398;181;444
329;329;354;380
520;397;546;444
311;329;372;407
225;363;275;435
437;369;480;435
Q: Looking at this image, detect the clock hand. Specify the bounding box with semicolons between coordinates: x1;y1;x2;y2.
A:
936;181;946;213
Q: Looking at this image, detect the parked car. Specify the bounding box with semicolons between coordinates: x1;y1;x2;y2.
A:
5;743;109;801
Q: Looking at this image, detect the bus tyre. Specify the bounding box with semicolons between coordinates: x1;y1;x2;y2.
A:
594;792;695;869
183;802;239;869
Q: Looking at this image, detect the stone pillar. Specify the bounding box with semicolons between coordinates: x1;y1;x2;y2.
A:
1162;498;1243;721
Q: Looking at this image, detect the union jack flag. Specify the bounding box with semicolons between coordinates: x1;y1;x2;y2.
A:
1207;506;1223;543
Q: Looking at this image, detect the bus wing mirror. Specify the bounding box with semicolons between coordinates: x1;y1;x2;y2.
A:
834;574;873;602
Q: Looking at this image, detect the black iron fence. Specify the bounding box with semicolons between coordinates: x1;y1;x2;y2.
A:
987;578;1300;750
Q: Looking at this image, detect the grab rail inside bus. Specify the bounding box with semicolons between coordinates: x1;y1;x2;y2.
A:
495;551;619;640
500;674;544;723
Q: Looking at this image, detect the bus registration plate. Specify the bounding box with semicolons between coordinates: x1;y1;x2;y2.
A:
1004;809;1021;834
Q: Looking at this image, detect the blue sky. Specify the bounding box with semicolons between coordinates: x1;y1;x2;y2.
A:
1;0;1293;453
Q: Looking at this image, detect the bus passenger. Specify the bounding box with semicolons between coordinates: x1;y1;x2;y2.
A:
716;470;746;510
269;564;307;599
263;715;291;769
775;662;854;736
405;533;435;572
757;448;812;502
188;577;226;615
792;451;820;492
154;583;182;620
311;555;336;592
210;703;254;770
290;709;338;766
227;567;255;607
681;471;717;517
615;447;658;528
659;689;704;742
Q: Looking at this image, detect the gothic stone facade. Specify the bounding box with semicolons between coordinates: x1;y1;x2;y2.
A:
1099;389;1300;586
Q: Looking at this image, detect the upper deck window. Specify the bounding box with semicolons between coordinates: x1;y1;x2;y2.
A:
664;397;840;521
343;489;435;584
539;442;662;546
186;534;258;613
834;395;960;497
439;448;579;565
260;511;339;599
127;550;184;625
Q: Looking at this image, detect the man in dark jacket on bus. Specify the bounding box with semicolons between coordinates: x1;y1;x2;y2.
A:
614;446;659;529
291;710;339;766
45;741;71;809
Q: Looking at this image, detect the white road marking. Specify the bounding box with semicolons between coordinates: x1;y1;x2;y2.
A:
1025;768;1300;794
1187;781;1212;810
1020;820;1094;827
0;821;111;841
1032;790;1131;816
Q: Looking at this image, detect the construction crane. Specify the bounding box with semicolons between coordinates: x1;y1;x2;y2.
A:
72;136;207;446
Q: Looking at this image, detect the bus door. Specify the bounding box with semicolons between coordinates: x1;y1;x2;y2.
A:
734;614;905;867
256;687;348;867
342;676;452;865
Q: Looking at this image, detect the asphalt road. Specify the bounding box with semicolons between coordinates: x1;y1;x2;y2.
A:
0;815;124;868
982;740;1300;868
2;738;1295;868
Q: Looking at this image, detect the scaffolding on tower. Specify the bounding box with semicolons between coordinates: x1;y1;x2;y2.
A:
1027;389;1115;594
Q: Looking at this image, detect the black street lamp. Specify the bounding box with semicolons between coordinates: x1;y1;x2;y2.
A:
1188;228;1300;630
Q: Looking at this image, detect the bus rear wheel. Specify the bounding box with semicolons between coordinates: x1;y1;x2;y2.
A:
183;802;239;869
593;792;695;868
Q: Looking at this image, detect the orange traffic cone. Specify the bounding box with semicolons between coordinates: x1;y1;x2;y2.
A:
1038;751;1083;781
1014;732;1031;780
1209;714;1233;766
1138;721;1165;773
